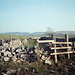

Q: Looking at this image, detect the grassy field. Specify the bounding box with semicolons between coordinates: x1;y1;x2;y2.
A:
0;34;75;48
0;34;29;40
0;34;75;40
0;34;37;47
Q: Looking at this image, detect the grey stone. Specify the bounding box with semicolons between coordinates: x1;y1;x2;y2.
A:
11;52;15;56
22;39;27;45
7;70;16;74
3;57;10;61
1;50;5;52
41;55;47;60
29;50;34;54
40;48;44;54
7;53;12;58
20;54;25;58
16;49;21;53
9;39;21;48
44;51;48;55
3;43;8;47
12;56;17;61
21;46;25;50
0;46;3;50
45;59;52;65
4;51;11;57
1;72;7;75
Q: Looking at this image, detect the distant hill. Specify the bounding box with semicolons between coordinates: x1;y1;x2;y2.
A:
55;31;75;36
0;32;44;36
0;31;75;36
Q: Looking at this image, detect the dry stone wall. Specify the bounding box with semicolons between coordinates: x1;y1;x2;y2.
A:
0;39;52;65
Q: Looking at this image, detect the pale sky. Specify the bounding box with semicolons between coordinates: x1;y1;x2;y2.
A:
0;0;75;33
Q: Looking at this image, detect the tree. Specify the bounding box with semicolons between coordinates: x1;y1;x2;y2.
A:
45;27;54;37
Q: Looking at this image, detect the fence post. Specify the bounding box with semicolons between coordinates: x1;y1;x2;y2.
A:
51;34;55;41
36;41;41;65
54;43;57;63
51;34;57;63
65;34;70;59
52;35;57;63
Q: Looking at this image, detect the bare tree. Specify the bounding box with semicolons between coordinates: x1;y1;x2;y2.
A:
45;27;54;37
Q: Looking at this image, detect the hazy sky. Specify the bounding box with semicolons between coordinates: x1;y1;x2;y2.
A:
0;0;75;33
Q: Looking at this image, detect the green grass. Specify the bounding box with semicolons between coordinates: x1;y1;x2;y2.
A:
27;39;37;47
55;36;75;38
0;34;37;47
23;39;37;48
0;34;28;40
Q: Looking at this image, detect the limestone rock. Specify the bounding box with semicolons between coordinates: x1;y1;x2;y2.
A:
41;55;47;60
43;51;48;55
3;43;8;47
3;57;10;61
22;39;27;45
9;39;21;48
7;70;16;74
45;59;52;65
12;56;17;61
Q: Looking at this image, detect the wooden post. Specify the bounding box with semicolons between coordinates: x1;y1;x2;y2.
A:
51;34;55;41
36;41;41;65
52;35;57;63
54;43;57;63
65;34;70;59
36;42;39;49
51;34;57;63
65;34;68;42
